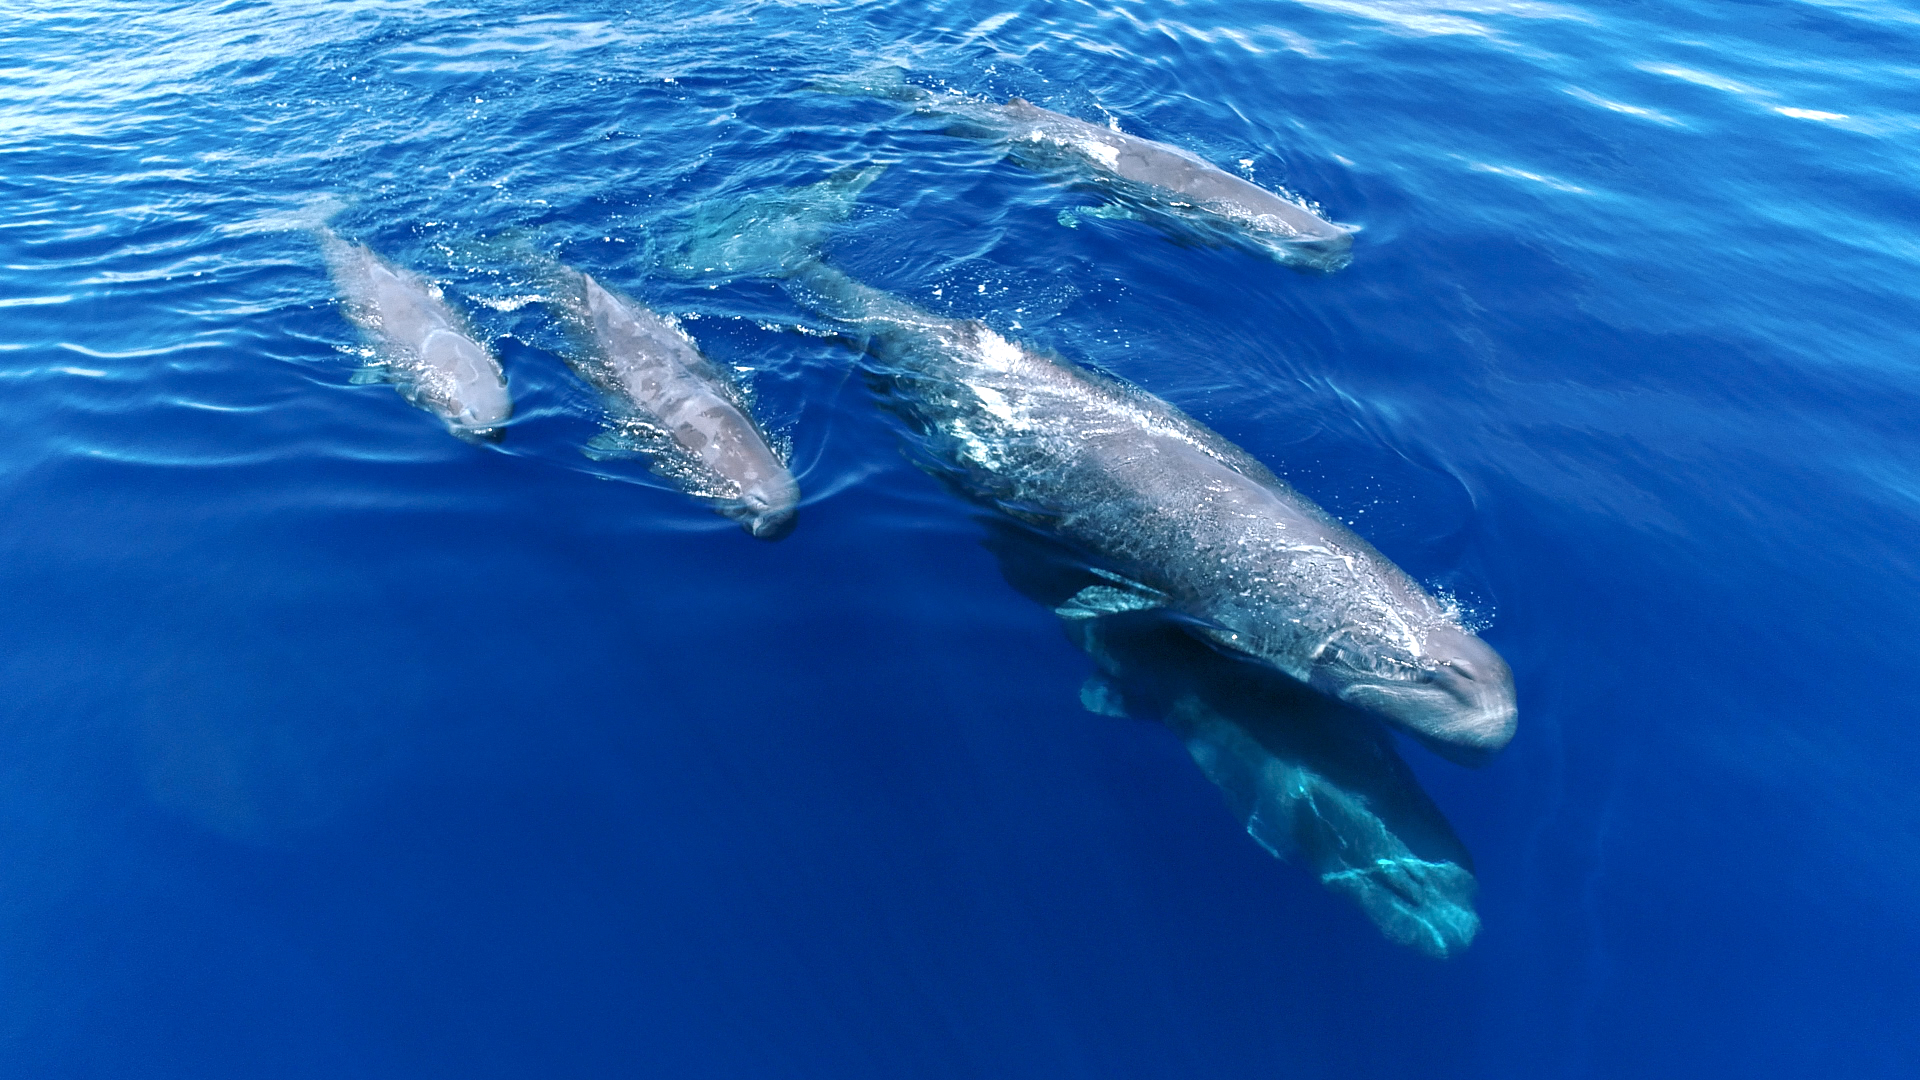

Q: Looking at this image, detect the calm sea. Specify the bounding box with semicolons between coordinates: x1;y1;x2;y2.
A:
3;0;1916;1075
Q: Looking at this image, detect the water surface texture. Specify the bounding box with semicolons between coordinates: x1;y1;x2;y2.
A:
4;0;1918;1076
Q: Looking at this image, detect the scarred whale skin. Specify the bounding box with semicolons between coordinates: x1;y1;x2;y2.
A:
785;260;1514;755
817;69;1354;271
318;229;512;439
318;229;511;438
547;267;799;540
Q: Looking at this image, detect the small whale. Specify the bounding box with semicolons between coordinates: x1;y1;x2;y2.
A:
672;174;1512;754
814;68;1355;271
544;266;799;540
317;229;512;439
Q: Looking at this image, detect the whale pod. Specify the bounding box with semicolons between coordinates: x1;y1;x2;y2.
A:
672;172;1512;754
545;267;799;540
318;230;512;439
815;69;1354;271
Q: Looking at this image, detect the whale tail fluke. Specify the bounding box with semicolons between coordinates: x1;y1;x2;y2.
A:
806;66;931;104
218;194;354;255
665;165;887;282
461;230;584;300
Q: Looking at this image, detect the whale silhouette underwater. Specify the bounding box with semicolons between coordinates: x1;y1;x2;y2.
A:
306;90;1514;951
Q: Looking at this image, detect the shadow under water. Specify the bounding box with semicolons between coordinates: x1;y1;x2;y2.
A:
981;521;1480;958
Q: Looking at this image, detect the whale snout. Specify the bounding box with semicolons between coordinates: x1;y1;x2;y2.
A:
1423;641;1518;754
743;504;798;540
1330;627;1517;760
1271;228;1355;274
448;400;512;442
723;476;801;541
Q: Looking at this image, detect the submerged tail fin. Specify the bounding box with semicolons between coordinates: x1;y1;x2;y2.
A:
665;165;887;281
806;66;931;104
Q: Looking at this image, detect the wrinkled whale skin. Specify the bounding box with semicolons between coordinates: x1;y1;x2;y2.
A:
318;230;512;438
552;269;799;539
787;261;1514;754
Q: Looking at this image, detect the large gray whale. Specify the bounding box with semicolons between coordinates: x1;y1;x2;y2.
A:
816;68;1355;272
544;266;799;540
317;229;512;439
672;174;1515;756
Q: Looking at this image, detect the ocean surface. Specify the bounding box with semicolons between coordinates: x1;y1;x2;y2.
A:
4;0;1918;1075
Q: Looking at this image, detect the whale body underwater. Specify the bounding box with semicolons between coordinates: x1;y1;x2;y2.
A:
317;229;513;439
816;69;1355;272
675;173;1516;757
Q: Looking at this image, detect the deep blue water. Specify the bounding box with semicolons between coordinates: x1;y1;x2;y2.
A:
4;0;1919;1075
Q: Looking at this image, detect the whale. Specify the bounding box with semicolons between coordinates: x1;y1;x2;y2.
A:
814;68;1355;272
672;173;1514;756
317;229;512;439
543;265;799;540
987;520;1480;955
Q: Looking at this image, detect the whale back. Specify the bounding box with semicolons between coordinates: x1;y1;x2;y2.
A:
317;231;511;435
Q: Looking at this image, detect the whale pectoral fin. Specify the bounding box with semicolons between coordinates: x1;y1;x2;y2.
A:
348;366;390;386
1083;201;1144;222
1078;675;1129;718
1054;582;1168;620
1056;203;1144;230
581;431;638;461
582;418;676;462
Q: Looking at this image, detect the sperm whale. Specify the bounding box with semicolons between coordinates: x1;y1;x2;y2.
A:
815;68;1355;272
318;229;512;439
807;262;1511;753
544;266;799;540
673;172;1513;754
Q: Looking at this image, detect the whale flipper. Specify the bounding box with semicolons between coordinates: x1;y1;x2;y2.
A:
1055;580;1168;619
1079;675;1129;718
1056;203;1147;230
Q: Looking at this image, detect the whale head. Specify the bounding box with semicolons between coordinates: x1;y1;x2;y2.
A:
1250;226;1355;274
720;472;801;541
419;328;512;438
1308;623;1517;762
